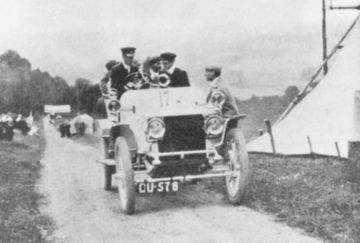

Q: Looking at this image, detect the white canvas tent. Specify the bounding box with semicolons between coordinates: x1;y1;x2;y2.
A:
248;18;360;158
44;105;71;114
70;113;95;135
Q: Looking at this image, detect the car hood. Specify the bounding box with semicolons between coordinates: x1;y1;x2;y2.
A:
120;87;214;120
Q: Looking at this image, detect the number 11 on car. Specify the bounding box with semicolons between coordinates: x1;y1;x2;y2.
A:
138;181;179;193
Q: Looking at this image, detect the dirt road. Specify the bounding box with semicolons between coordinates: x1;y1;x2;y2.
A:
39;118;320;243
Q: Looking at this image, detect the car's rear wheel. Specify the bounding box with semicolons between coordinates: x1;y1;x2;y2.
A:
115;137;135;214
224;128;250;205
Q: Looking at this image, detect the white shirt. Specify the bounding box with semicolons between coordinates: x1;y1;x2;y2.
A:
123;63;131;73
210;77;220;88
150;69;159;80
167;65;176;75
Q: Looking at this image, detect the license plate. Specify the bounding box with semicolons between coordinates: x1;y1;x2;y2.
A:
138;181;179;194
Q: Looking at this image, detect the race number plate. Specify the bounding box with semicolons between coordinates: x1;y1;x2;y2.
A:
138;181;179;194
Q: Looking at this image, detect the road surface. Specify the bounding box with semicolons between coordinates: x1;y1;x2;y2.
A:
39;118;320;243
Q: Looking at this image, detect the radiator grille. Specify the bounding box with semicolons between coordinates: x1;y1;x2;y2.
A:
158;115;206;152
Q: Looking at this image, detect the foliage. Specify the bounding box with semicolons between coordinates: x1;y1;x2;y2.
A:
245;154;360;243
0;122;53;243
237;85;299;141
0;50;101;116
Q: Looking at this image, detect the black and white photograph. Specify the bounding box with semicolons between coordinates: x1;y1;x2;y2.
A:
0;0;360;242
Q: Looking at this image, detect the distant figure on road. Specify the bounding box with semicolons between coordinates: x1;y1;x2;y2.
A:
160;52;190;87
205;65;239;116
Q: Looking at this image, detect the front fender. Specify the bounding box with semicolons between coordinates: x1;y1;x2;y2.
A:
94;119;112;137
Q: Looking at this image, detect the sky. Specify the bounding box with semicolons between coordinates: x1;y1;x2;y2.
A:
0;0;359;89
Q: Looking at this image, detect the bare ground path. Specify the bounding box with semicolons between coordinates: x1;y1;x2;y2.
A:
39;118;321;243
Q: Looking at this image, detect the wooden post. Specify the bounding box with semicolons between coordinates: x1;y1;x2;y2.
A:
322;0;328;75
264;119;276;155
349;91;360;161
307;136;314;155
259;129;264;136
335;142;341;158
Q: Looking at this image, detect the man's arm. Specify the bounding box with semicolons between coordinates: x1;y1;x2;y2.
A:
180;70;190;86
99;72;111;95
219;82;239;115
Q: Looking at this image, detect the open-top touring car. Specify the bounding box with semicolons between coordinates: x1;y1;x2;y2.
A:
96;73;251;214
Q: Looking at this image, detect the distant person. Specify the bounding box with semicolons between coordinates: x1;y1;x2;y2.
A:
59;121;71;138
160;52;190;87
110;47;139;98
205;66;239;116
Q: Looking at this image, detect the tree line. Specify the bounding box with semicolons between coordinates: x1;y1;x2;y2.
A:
0;49;299;131
0;50;101;117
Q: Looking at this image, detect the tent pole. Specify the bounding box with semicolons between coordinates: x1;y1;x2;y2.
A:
265;119;276;155
276;14;360;124
322;0;328;75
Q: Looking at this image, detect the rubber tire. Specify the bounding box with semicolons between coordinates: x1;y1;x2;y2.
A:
104;165;112;191
115;137;135;214
101;137;114;191
224;128;250;205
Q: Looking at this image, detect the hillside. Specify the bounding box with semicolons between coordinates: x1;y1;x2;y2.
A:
0;50;100;116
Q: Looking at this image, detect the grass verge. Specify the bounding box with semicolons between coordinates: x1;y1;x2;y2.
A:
245;154;360;243
0;125;53;243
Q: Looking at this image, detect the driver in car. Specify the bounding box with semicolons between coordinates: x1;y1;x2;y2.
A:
110;47;139;98
205;66;239;116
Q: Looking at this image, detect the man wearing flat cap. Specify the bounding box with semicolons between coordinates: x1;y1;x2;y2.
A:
160;52;190;87
99;60;119;95
110;47;139;98
205;66;239;116
96;60;120;117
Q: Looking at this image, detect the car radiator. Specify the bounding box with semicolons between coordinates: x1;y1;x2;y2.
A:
158;115;206;153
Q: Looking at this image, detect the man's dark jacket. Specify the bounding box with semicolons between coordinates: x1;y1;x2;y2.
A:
168;68;190;87
110;63;139;97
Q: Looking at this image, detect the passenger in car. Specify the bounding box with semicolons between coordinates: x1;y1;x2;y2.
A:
205;66;239;116
142;56;163;88
96;60;119;118
160;52;190;87
99;60;119;95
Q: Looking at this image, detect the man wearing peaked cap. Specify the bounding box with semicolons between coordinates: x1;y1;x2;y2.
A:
121;47;136;57
160;52;190;87
109;46;139;98
205;65;239;116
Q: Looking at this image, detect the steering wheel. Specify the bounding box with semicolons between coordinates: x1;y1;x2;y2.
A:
125;72;151;90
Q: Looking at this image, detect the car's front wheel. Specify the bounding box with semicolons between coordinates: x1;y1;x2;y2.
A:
114;137;135;214
224;128;250;205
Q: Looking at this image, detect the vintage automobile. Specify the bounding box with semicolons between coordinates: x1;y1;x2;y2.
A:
96;73;251;214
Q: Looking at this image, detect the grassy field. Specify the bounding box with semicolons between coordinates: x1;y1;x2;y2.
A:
243;154;360;243
0;127;53;243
